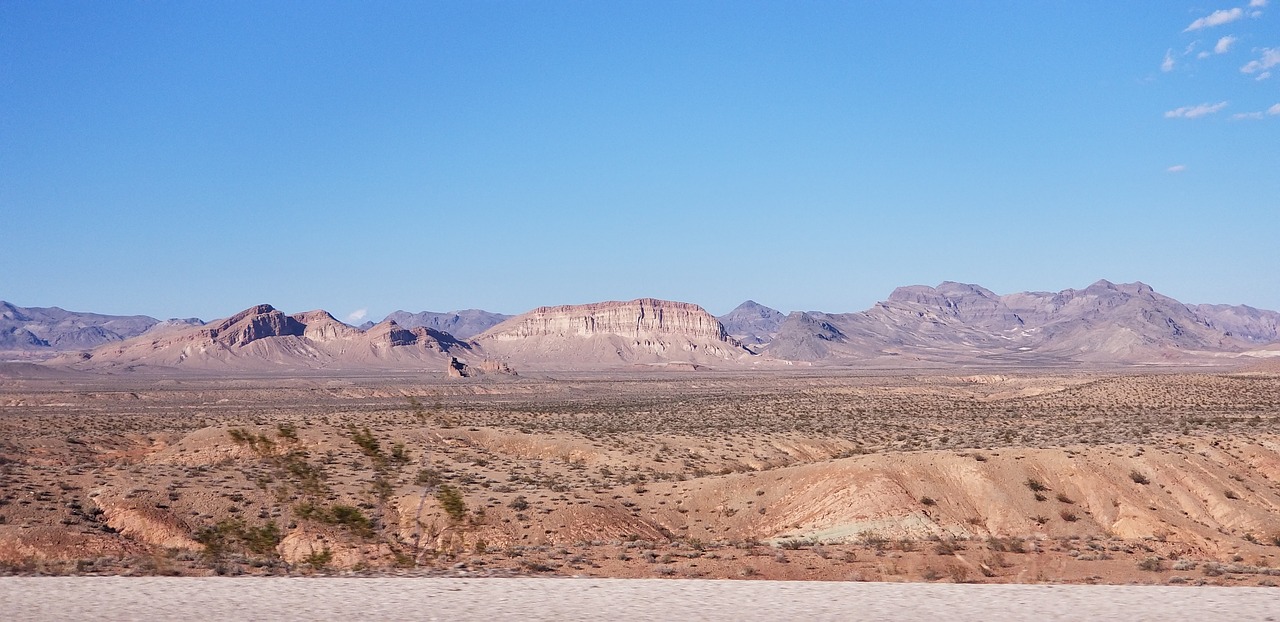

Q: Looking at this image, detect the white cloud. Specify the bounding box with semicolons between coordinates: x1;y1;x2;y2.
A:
1167;165;1187;173
1164;101;1229;118
1230;104;1280;120
346;308;368;322
1242;48;1280;74
1198;51;1212;59
1215;36;1237;54
1185;7;1244;31
1249;0;1267;8
1162;49;1176;71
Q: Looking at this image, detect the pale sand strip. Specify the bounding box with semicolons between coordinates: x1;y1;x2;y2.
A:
2;577;1278;621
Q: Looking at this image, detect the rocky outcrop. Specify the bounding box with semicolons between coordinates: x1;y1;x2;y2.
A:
475;298;750;370
63;305;473;372
203;304;305;347
447;356;517;377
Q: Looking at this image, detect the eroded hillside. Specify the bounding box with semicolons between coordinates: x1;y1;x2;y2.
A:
2;370;1280;584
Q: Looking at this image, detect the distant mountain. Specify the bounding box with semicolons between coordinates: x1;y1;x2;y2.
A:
718;301;786;345
382;309;511;339
65;304;472;371
1191;304;1280;344
14;281;1280;372
1;301;162;357
475;298;750;369
764;280;1268;365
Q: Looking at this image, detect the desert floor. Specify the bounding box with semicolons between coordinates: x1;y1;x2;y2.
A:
3;367;1280;586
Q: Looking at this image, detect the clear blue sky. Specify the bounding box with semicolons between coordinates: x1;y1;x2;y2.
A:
2;1;1277;321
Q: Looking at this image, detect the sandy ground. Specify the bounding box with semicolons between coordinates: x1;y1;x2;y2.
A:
1;577;1278;621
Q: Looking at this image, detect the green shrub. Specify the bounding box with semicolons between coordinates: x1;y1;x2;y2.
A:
350;426;382;459
302;548;333;569
436;485;467;522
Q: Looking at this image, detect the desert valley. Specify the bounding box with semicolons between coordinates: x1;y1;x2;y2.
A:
3;281;1280;586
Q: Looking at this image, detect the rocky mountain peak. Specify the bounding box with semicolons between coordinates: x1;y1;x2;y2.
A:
207;304;304;348
719;300;786;346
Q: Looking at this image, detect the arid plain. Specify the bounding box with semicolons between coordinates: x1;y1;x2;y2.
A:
5;365;1280;586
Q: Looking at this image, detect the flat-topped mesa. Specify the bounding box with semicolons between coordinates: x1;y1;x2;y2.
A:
481;298;732;342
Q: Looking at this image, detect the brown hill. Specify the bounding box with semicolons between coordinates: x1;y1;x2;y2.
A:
61;304;473;372
474;298;752;370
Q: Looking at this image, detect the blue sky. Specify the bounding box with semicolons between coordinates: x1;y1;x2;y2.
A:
2;1;1277;321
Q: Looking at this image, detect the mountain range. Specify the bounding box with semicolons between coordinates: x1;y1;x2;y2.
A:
3;279;1279;373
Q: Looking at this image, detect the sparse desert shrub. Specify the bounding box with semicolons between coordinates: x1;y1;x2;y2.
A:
920;496;936;506
349;426;382;460
436;484;467;521
778;538;808;550
1059;510;1079;522
1130;471;1150;485
1224;489;1240;500
1137;556;1163;572
1055;493;1074;504
327;505;374;535
1025;478;1049;492
193;518;282;561
415;468;442;488
293;502;374;537
859;530;887;549
987;537;1026;553
508;495;529;511
275;423;298;441
302;548;333;569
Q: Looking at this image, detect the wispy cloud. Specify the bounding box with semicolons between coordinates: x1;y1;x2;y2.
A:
1164;101;1229;118
1162;49;1176;72
346;308;368;322
1230;104;1280;120
1166;164;1187;173
1215;36;1237;54
1185;7;1244;31
1241;48;1280;76
1249;0;1267;8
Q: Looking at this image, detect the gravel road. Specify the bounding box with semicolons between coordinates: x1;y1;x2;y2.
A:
2;577;1277;621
